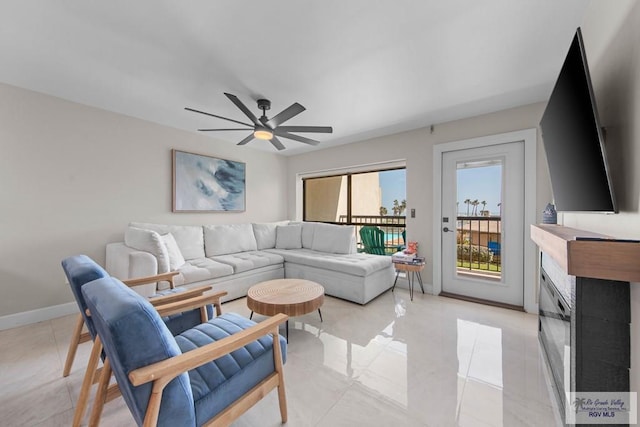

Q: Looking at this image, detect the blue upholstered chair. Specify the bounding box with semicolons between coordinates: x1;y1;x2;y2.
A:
61;255;225;427
83;276;288;427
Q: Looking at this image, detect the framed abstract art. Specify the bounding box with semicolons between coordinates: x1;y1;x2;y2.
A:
172;149;246;212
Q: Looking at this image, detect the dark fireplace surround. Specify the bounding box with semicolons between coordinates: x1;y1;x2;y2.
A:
531;224;637;425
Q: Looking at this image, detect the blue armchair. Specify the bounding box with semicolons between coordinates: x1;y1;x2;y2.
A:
83;276;288;426
61;255;225;427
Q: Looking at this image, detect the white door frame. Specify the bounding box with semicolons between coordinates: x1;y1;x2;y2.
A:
432;129;537;313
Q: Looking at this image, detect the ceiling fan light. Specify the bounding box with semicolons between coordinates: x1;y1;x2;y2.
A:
254;128;273;140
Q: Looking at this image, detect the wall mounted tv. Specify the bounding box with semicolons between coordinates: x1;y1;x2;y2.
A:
540;27;617;213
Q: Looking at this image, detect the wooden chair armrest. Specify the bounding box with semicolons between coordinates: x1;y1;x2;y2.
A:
129;313;288;387
155;291;228;318
123;271;180;288
148;286;214;306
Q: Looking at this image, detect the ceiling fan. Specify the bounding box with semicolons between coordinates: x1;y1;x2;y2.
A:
185;93;333;151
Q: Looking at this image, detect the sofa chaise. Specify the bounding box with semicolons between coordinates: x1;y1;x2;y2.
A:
106;221;395;304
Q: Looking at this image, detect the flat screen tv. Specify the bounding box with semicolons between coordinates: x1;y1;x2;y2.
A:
540;27;617;213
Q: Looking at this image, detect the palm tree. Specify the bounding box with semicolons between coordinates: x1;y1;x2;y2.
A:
464;198;471;216
481;200;487;214
399;199;407;215
472;199;479;216
497;202;502;216
573;397;587;411
392;199;400;216
379;206;388;216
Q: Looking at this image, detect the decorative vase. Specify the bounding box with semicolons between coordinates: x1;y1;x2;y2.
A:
542;203;557;224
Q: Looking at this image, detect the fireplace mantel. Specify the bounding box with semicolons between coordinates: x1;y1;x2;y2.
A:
532;224;632;425
531;224;640;283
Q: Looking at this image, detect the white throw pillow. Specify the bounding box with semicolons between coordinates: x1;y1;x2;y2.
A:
252;221;289;250
276;225;302;249
301;222;316;249
311;223;356;254
130;222;204;260
204;224;258;257
124;227;170;273
161;233;186;270
290;221;316;248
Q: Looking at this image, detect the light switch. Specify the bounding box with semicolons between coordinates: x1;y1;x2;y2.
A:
411;209;416;218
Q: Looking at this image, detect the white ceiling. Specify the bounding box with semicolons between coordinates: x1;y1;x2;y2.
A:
0;1;590;156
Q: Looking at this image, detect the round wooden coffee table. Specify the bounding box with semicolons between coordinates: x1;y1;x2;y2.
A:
247;279;324;342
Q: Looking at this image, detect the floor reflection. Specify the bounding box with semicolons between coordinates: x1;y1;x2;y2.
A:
266;290;558;426
456;319;503;425
258;290;559;426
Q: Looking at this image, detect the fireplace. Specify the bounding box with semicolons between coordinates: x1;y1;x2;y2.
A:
531;225;635;425
538;257;571;415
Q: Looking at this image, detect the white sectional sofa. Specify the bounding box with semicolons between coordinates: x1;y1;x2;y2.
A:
106;221;395;304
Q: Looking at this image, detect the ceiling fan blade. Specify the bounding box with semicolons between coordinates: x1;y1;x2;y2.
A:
266;103;306;128
198;128;250;131
185;107;252;127
236;134;255;146
224;93;260;126
269;136;286;151
276;131;320;146
276;126;333;134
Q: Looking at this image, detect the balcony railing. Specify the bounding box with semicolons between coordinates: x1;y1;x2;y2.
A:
456;215;502;274
337;215;406;250
328;215;500;273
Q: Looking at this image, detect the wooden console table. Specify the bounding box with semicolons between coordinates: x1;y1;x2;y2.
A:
531;224;639;424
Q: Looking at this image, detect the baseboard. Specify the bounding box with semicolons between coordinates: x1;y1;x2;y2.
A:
394;275;434;294
439;291;525;312
0;302;78;331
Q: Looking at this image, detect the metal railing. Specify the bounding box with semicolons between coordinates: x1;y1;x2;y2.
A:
338;215;406;250
456;215;502;273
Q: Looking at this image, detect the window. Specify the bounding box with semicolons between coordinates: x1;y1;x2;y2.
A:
303;168;406;249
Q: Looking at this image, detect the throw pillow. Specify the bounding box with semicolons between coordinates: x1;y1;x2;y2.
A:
203;224;258;257
253;221;289;250
124;227;170;273
311;223;356;254
275;225;302;249
161;233;186;270
130;222;204;260
288;221;316;248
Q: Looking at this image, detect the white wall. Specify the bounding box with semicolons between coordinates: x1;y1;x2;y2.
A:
287;102;553;294
0;83;288;318
562;0;640;395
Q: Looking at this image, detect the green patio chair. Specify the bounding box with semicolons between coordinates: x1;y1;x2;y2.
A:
360;226;387;255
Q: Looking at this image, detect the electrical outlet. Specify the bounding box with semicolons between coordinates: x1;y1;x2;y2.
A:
411;208;416;218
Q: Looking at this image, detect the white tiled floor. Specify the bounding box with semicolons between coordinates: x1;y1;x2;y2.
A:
0;290;561;426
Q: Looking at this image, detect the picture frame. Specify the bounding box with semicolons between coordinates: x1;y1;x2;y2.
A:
172;149;246;212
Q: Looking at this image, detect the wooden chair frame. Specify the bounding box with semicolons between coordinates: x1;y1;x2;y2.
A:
89;313;289;427
64;271;183;377
68;271;227;427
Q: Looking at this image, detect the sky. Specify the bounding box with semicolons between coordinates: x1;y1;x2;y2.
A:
377;166;501;215
379;169;406;211
457;165;502;215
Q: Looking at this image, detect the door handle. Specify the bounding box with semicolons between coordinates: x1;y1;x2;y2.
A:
443;227;454;233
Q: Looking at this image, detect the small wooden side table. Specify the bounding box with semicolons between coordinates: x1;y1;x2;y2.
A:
247;279;324;342
392;262;426;301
